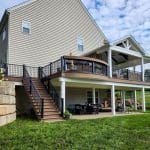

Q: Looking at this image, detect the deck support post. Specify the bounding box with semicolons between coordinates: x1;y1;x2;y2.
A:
141;57;145;81
134;90;137;110
111;85;116;115
60;78;66;113
92;88;96;104
108;49;112;78
142;87;146;112
122;90;126;112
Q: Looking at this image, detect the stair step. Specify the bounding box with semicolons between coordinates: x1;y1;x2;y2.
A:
42;117;62;120
42;114;61;119
23;77;62;120
34;106;58;111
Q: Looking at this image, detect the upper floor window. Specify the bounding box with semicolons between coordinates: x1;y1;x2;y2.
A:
77;36;84;51
22;21;31;34
2;28;6;41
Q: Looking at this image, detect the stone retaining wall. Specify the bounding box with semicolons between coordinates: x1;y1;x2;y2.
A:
0;81;16;126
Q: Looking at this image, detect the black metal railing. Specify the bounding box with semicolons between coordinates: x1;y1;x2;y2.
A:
40;71;62;114
0;58;150;84
64;58;107;75
113;69;142;81
23;65;44;119
41;56;108;78
0;63;39;78
145;75;150;82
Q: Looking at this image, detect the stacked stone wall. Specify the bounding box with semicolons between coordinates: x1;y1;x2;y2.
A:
0;81;16;126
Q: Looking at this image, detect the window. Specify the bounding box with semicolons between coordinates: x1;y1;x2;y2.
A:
22;21;31;34
77;36;84;51
2;28;6;40
87;91;99;104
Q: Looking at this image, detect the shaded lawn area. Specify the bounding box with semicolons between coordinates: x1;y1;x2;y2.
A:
0;114;150;150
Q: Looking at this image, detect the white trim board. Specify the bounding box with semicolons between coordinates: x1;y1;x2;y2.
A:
59;77;150;89
110;46;142;58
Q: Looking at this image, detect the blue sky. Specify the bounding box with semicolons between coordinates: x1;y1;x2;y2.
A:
0;0;150;54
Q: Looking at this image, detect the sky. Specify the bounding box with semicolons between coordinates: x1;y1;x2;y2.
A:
0;0;150;54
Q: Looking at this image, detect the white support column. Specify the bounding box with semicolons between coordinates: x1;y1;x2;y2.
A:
141;57;145;81
122;90;126;112
142;87;146;112
60;78;66;113
111;85;116;115
108;48;112;78
92;88;96;104
134;90;137;110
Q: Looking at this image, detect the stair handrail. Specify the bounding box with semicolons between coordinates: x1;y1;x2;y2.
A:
23;65;44;119
40;70;62;113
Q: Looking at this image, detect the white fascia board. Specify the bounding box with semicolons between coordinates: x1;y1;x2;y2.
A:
144;55;150;60
111;35;145;55
7;0;37;12
63;78;150;89
111;35;131;45
110;46;142;58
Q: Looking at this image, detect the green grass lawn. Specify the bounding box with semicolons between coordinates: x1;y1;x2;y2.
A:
0;114;150;150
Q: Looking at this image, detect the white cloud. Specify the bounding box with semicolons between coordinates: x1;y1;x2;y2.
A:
82;0;150;54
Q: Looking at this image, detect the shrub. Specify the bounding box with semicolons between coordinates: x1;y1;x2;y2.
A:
63;111;71;120
0;68;4;81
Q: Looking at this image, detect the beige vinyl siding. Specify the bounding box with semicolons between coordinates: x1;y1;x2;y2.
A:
66;88;108;105
8;0;105;66
0;21;8;64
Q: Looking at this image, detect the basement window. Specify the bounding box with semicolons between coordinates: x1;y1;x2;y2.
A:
77;36;84;51
22;21;31;34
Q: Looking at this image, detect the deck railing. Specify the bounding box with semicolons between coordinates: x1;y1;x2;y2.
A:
41;56;108;78
113;69;142;81
23;65;44;119
40;71;63;115
0;58;150;83
0;63;39;78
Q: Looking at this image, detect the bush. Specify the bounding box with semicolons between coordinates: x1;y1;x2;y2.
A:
0;68;4;81
63;111;71;120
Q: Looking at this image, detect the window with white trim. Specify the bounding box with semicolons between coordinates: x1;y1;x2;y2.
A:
22;21;31;34
77;36;84;51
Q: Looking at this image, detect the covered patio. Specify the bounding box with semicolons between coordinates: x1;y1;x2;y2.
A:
51;77;149;116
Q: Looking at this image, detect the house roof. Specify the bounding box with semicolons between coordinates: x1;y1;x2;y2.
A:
111;35;146;55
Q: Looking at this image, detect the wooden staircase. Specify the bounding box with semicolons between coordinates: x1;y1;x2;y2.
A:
34;79;61;120
23;66;62;121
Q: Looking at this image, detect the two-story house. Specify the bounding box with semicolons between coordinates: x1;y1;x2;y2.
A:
0;0;150;120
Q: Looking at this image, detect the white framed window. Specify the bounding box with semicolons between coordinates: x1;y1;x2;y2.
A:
77;36;84;51
22;21;31;34
2;28;6;41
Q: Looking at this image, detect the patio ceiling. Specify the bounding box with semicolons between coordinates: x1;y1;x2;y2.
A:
112;51;142;69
